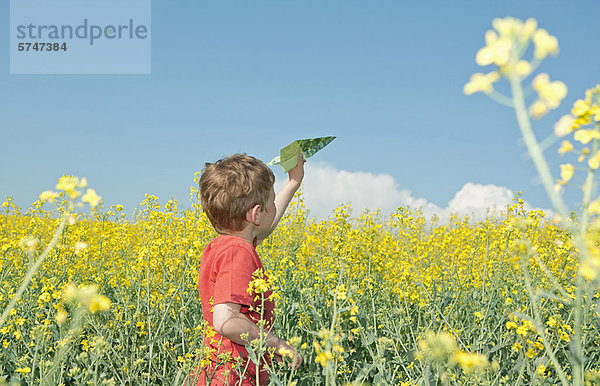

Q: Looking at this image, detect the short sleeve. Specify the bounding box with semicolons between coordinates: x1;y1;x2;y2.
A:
212;245;258;306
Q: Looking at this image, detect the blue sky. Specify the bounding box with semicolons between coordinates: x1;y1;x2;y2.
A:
2;1;599;220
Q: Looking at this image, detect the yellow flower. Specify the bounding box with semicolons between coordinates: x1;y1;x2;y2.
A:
526;347;537;358
506;321;517;330
56;175;82;199
62;283;79;303
492;17;522;38
463;72;500;95
55;310;68;324
247;278;269;294
18;236;38;254
552;213;562;223
559;164;574;183
39;190;59;202
277;347;294;359
588;198;600;214
74;241;88;256
453;351;488;374
537;364;547;377
532;28;559;59
82;189;102;207
476;38;512;67
88;295;111;313
15;367;31;374
589;151;600;170
512;342;522;351
574;129;600;145
417;331;456;362
578;147;590;162
580;255;600;280
519;18;537;42
336;284;347;300
515;325;528;337
513;60;532;76
288;336;302;348
529;100;548;119
315;351;333;367
532;73;567;110
572;99;590;116
554;114;575;137
38;292;51;303
484;29;498;46
62;283;110;313
558;140;573;155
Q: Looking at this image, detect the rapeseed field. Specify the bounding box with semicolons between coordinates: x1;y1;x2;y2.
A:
1;186;599;384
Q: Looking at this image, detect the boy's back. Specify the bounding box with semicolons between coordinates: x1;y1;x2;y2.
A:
197;234;273;384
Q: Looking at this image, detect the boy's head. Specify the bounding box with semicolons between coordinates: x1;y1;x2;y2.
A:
199;154;275;233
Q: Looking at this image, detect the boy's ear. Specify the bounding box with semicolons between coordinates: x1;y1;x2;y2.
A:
246;204;262;226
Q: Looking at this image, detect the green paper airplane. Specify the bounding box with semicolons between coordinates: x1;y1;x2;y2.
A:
266;136;336;172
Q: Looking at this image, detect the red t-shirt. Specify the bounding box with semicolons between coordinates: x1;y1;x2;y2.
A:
190;235;274;385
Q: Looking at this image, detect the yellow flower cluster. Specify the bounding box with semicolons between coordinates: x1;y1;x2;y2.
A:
0;177;596;383
464;17;560;99
62;283;111;314
529;73;567;119
313;329;344;367
453;351;489;374
417;331;489;374
40;175;102;208
555;86;600;186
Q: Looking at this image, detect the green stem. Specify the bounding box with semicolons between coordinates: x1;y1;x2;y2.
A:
488;90;515;107
508;64;594;386
522;256;569;386
0;213;68;328
572;140;596;385
507;72;569;217
40;309;84;385
531;252;571;302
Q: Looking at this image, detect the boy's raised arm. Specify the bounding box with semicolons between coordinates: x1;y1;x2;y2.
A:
271;153;305;231
257;153;305;244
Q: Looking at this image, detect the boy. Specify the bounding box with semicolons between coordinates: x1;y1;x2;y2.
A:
192;153;304;385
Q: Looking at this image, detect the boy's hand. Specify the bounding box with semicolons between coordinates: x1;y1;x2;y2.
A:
288;153;305;185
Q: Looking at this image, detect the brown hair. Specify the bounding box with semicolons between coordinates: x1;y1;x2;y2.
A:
199;154;275;233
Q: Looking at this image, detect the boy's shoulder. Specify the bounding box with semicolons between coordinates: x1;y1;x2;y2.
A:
203;235;257;258
201;235;263;275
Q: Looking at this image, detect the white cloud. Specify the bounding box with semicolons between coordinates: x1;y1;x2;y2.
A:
275;162;550;223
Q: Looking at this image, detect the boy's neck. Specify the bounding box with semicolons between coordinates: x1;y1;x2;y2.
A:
220;225;258;248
